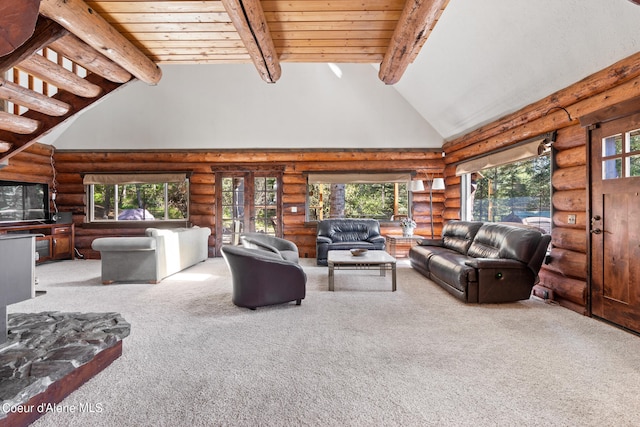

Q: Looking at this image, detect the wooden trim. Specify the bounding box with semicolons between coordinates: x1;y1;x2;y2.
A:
579;95;640;126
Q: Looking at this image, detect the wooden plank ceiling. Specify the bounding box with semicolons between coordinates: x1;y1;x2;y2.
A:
0;0;449;163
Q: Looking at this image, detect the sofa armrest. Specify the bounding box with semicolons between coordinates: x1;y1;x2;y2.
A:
241;237;284;259
316;236;332;244
367;235;386;244
465;258;526;269
417;239;443;247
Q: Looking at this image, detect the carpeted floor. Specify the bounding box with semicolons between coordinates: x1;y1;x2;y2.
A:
8;257;640;426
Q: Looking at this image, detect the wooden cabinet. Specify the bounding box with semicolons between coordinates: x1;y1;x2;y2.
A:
0;223;75;263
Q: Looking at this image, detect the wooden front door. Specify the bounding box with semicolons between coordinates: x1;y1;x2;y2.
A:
215;172;282;255
590;112;640;333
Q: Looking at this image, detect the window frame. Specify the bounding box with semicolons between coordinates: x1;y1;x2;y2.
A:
85;174;189;223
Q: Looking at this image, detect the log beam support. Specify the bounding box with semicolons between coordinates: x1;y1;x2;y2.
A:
379;0;449;85
0;77;70;116
221;0;281;83
50;34;132;84
39;0;162;85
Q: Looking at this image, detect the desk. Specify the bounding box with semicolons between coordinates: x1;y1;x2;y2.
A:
385;234;424;258
327;250;396;292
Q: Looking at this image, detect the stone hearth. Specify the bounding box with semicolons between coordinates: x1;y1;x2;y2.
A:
0;312;130;425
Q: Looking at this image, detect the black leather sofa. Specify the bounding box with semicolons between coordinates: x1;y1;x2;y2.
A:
409;221;551;303
316;219;386;266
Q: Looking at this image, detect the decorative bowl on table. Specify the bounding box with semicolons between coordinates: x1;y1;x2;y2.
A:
350;248;368;256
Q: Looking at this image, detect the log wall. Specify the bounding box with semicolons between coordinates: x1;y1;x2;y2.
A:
51;149;445;259
0;143;54;193
441;50;640;314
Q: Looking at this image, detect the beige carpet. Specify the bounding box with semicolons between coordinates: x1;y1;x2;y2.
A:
8;257;640;427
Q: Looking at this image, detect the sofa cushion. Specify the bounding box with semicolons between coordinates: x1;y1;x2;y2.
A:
92;237;155;252
428;252;477;293
467;223;542;262
441;221;483;254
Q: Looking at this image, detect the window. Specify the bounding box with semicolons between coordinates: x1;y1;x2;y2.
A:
601;128;640;179
306;173;411;221
458;136;552;234
84;173;189;222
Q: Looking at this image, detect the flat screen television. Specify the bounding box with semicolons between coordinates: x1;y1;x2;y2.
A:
0;180;50;223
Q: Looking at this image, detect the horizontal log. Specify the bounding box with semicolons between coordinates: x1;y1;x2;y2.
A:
443;183;460;200
189;194;215;205
444;198;461;209
546;247;587;280
551;227;587;253
0;157;52;176
56;193;85;206
17;54;102;98
49;34;132;83
553;124;585;151
189;214;215;226
552;189;587;212
189;204;214;215
282;174;307;185
0;77;70;116
189;173;215;185
555;146;586;168
552;165;586;191
0;111;40;134
282;194;305;204
0;141;12;153
553;211;588;229
538;268;587;307
442;207;461;220
282;183;306;194
54;149;441;164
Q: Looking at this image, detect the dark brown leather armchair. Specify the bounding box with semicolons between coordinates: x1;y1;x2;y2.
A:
221;245;306;310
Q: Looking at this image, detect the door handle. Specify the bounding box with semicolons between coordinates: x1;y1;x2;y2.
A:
590;228;602;234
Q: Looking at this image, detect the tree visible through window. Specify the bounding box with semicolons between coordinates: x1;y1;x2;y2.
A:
90;181;188;221
465;155;551;233
307;181;409;221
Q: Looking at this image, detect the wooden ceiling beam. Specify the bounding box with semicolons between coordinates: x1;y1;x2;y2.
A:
39;0;162;85
0;77;70;116
50;34;132;84
0;111;40;135
379;0;449;85
221;0;281;83
17;53;102;98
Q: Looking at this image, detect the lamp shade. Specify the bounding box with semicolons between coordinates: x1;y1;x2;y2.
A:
431;178;445;190
409;180;425;192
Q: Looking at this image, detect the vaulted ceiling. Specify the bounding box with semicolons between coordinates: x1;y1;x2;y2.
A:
1;0;640;158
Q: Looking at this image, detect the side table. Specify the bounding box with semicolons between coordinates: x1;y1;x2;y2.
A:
385;234;424;258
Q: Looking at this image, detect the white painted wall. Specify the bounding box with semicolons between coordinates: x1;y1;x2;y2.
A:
395;0;640;141
52;63;443;150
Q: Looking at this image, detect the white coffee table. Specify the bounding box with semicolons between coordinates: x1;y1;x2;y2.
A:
327;250;397;292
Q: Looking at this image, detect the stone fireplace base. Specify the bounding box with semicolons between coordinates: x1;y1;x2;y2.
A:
0;312;130;426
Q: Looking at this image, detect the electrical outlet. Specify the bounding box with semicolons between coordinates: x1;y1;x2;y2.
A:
567;214;576;224
291;206;298;213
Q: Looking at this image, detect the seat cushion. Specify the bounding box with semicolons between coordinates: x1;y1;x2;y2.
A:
428;252;477;293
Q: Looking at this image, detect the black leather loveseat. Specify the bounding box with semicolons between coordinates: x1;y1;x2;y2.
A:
316;219;386;265
409;221;551;303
